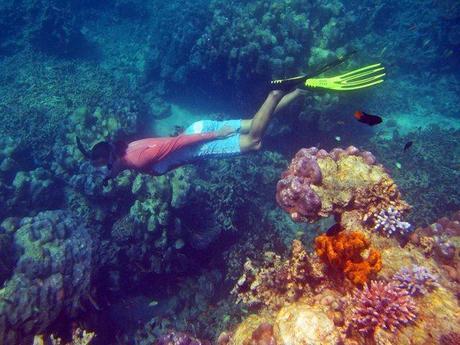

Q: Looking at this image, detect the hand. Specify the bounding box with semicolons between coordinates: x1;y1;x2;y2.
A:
216;125;236;138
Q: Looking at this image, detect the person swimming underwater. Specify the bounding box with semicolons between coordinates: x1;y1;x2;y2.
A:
77;53;385;183
77;88;305;183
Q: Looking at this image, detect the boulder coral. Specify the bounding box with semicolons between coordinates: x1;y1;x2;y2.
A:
276;146;410;230
315;231;382;285
0;211;93;344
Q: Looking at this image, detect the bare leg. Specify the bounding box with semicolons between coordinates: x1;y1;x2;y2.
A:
239;89;305;152
240;89;305;134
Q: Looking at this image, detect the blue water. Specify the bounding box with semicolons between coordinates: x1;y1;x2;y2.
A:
0;1;459;344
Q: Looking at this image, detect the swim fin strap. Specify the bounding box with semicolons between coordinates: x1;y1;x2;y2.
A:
304;63;385;90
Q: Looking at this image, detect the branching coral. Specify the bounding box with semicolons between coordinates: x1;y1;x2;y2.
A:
276;146;410;227
374;206;412;237
392;265;439;296
348;281;417;335
231;240;322;309
315;231;382;285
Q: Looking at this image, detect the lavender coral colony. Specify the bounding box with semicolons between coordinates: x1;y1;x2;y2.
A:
349;281;418;335
374;206;412;237
392;265;438;296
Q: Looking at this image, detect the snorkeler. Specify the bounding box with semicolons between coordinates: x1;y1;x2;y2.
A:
77;54;385;182
77;88;305;181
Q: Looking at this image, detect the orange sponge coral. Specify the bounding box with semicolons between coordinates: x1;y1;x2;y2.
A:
315;231;382;285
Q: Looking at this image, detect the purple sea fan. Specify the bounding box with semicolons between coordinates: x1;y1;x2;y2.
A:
392;265;439;296
350;280;417;335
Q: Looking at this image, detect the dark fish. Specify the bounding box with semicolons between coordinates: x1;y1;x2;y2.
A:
354;111;383;126
403;141;413;151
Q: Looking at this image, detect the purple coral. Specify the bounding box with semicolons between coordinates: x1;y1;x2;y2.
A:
154;330;210;345
392;265;439;296
276;149;322;222
350;281;417;335
374;206;412;237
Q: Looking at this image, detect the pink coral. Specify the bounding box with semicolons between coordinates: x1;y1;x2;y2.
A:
276;148;322;222
349;281;417;335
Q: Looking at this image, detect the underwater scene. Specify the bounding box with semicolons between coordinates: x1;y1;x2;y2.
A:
0;0;459;344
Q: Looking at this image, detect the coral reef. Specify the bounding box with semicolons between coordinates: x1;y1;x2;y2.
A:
347;280;417;335
368;126;460;225
35;328;96;345
276;146;410;227
315;231;382;285
392;265;438;296
0;211;93;344
231;240;323;310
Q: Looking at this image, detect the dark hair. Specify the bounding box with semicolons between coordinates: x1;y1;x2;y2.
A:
91;141;113;161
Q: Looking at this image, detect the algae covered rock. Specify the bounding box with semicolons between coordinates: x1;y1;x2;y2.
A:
0;210;93;345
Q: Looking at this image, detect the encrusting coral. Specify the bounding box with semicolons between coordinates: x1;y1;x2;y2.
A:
315;231;382;285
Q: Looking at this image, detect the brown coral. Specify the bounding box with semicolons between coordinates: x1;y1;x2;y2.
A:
243;323;277;345
354;176;411;224
315;231;382;285
232;240;321;309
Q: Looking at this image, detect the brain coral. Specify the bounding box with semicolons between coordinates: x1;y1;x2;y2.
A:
276;146;410;225
0;211;93;344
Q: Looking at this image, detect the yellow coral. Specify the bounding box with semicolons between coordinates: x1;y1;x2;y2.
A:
312;155;390;217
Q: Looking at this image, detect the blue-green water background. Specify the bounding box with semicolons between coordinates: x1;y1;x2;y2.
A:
0;0;459;344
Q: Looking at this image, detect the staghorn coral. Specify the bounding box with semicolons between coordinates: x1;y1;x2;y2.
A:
348;281;417;336
276;146;410;226
373;206;412;237
231;240;322;309
392;265;439;296
315;231;382;285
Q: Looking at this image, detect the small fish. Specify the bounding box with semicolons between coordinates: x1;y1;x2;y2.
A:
335;136;341;142
395;162;402;169
354;111;383;126
403;141;413;151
